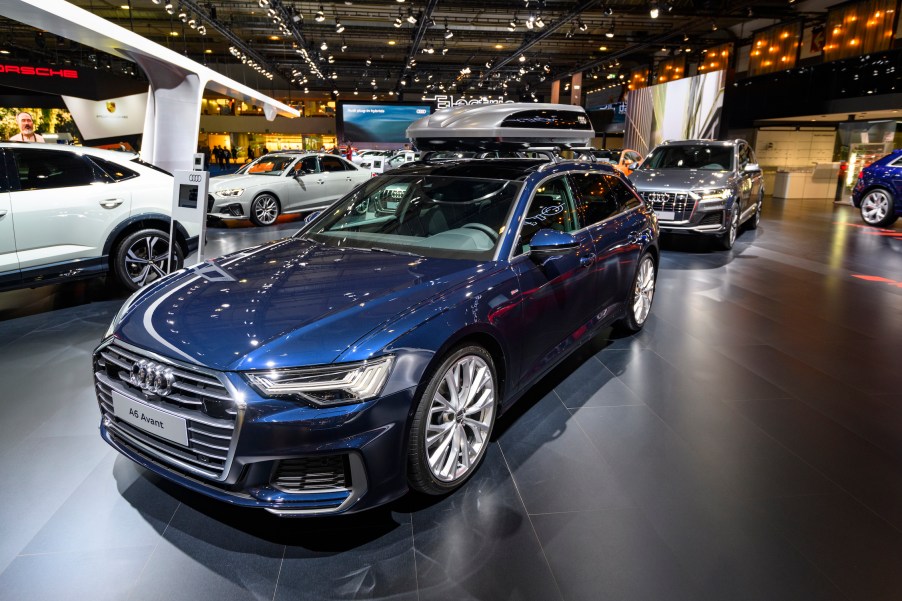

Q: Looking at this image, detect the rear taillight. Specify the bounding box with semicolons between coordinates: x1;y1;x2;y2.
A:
857;170;864;180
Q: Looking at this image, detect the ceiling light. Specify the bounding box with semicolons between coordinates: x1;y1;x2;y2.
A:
406;10;417;24
178;10;188;22
197;25;206;35
603;6;613;15
335;20;345;33
518;54;526;62
442;46;448;55
315;6;325;22
320;41;328;50
188;17;197;28
508;18;517;31
578;19;588;32
164;2;174;13
649;4;659;18
388;40;396;45
366;56;372;65
394;16;402;27
535;15;545;28
444;21;453;38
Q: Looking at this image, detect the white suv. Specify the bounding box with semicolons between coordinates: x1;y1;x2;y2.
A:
0;143;199;292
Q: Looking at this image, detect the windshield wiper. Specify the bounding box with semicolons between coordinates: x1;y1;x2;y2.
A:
369;246;423;257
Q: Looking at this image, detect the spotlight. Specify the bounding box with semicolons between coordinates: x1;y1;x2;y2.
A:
649;3;659;18
603;6;613;15
315;6;325;22
188;17;196;28
320;41;328;50
535;15;545;28
518;54;526;62
178;10;188;22
578;19;588;32
335;20;345;33
508;18;517;31
366;56;372;65
606;24;614;38
394;16;402;27
197;25;206;35
406;10;417;24
444;21;453;38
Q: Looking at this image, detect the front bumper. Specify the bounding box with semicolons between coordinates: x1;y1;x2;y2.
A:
207;194;248;220
93;340;415;516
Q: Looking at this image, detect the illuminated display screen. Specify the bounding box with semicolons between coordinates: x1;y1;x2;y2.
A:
338;103;432;144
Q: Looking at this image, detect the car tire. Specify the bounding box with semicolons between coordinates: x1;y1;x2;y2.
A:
113;228;184;292
718;208;740;250
408;345;497;496
859;188;898;227
747;193;763;230
250;193;281;226
615;252;656;333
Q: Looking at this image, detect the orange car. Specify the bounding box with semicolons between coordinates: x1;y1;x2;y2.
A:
591;148;643;176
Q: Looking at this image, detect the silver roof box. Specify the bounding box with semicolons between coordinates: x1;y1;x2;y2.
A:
406;102;595;151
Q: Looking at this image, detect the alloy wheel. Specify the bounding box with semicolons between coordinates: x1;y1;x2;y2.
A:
253;195;279;225
631;255;656;326
124;234;173;287
425;354;496;482
861;190;890;225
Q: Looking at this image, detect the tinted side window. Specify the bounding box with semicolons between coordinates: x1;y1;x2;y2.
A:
569;172;619;225
604;175;641;211
516;176;579;254
320;156;346;172
88;156;139;182
12;149;97;191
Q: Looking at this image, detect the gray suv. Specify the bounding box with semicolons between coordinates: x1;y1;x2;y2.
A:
628;139;764;249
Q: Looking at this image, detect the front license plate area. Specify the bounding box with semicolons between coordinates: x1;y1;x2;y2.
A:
656;210;675;221
113;389;189;446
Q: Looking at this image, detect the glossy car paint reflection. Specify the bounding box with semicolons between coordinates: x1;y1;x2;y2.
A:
96;158;658;515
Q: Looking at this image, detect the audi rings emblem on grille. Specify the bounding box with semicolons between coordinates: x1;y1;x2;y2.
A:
646;192;669;202
130;360;175;396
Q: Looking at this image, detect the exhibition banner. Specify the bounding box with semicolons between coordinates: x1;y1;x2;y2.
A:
62;92;148;140
624;70;725;156
337;102;432;144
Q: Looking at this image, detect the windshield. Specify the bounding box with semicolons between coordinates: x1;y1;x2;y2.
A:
242;155;298;176
302;174;522;260
641;145;733;171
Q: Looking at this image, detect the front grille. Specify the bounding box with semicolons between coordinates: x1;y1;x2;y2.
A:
640;191;695;221
271;456;351;492
94;340;240;480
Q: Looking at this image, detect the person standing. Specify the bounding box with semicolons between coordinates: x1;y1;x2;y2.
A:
9;112;45;143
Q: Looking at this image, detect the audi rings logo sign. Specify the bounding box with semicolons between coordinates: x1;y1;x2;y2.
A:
130;360;175;396
645;192;670;202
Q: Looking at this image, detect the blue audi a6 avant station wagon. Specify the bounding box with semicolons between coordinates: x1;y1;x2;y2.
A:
94;104;659;515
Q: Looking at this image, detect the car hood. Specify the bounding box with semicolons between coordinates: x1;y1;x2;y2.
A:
630;168;733;192
114;238;483;371
209;174;276;190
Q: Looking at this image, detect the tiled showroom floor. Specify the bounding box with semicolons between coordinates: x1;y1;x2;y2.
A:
0;197;900;601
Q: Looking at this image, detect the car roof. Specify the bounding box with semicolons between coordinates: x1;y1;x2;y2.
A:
658;139;741;147
0;142;140;162
390;158;619;180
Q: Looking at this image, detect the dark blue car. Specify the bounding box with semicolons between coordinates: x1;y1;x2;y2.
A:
94;157;659;515
852;149;902;227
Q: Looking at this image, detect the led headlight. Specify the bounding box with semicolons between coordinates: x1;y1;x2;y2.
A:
244;356;394;406
214;188;244;198
691;188;731;209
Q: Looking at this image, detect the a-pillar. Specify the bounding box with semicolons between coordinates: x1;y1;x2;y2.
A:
550;80;560;104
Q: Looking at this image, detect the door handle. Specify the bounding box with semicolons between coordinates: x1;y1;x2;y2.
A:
580;253;596;268
0;209;7;219
99;199;124;209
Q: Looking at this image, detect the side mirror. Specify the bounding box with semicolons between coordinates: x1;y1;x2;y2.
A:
744;163;761;173
528;229;578;261
304;210;321;223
